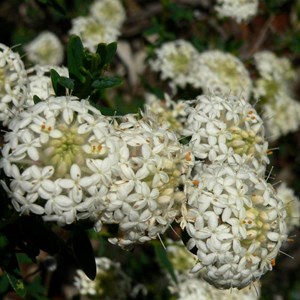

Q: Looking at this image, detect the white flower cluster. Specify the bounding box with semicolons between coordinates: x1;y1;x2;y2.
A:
276;182;300;232
166;241;260;300
150;41;252;99
26;65;68;100
197;50;252;101
74;257;131;299
69;0;126;51
150;40;202;89
0;43;28;126
215;0;259;23
144;93;188;136
24;31;64;66
183;163;287;289
253;51;300;141
1;96;193;247
183;94;269;175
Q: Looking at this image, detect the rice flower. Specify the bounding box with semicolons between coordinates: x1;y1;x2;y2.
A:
144;93;188;136
98;114;194;248
276;182;300;233
69;16;120;52
182;94;269;176
215;0;259;23
182;163;287;289
27;65;68;100
1;98;193;247
74;257;131;299
90;0;126;29
196;50;252;101
0;43;28;126
24;31;64;66
253;51;300;141
150;40;201;89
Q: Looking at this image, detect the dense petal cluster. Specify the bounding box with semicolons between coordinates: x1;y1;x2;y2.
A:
27;65;68;100
175;277;260;300
183;94;269;175
99;114;193;247
150;40;201;89
69;0;125;51
0;43;28;126
197;50;252;100
24;31;64;66
1;96;193;247
69;16;120;51
276;182;300;232
215;0;259;23
144;93;188;136
74;257;131;299
253;51;300;141
183;163;287;289
90;0;126;28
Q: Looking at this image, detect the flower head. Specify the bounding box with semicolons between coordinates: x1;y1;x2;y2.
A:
183;163;287;289
69;16;120;51
24;31;64;65
150;40;201;89
196;50;252;100
215;0;259;23
0;43;28;126
276;182;300;233
90;0;126;29
74;257;131;299
183;94;269;175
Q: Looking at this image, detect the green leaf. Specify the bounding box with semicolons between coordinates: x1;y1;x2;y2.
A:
154;243;178;284
50;69;65;96
19;216;61;255
6;272;26;297
67;35;85;83
33;95;42;104
37;0;66;15
72;226;96;280
105;42;118;64
58;76;75;90
92;76;122;90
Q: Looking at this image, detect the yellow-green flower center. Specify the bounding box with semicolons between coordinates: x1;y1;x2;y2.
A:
168;53;191;74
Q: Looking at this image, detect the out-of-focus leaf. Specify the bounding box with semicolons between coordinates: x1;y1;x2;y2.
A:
72;226;96;280
105;42;118;64
6;272;26;298
36;0;66;14
92;76;122;90
154;243;178;284
68;35;85;83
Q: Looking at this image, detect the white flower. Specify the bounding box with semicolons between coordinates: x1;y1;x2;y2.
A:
24;31;64;65
196;50;252;100
0;95;113;225
215;0;259;23
69;16;120;52
276;182;300;233
183;163;287;289
74;257;131;299
144;93;189;136
183;94;269;175
26;65;68;101
0;43;28;126
253;51;300;141
150;40;201;89
90;0;126;29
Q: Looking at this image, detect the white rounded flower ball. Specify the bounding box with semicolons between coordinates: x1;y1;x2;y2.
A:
24;31;64;66
196;50;252;100
183;94;269;175
0;43;28;126
183;163;287;289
